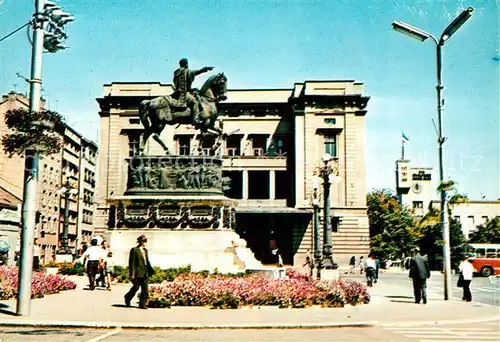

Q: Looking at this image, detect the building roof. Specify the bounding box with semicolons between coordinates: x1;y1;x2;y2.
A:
0;185;22;208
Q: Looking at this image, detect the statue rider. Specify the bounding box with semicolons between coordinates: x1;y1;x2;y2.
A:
173;58;214;126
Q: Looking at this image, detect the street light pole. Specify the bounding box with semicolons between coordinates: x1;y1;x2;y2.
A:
16;0;75;316
321;165;335;269
319;154;339;269
392;7;473;301
312;186;321;279
16;0;45;317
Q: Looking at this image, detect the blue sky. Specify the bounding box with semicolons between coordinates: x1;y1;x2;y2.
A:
1;0;498;200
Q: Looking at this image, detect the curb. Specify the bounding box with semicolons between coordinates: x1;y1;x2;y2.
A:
0;320;379;330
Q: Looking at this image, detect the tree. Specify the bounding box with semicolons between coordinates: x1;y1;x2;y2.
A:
469;217;500;244
417;210;466;270
417;180;468;270
367;189;420;261
2;108;64;157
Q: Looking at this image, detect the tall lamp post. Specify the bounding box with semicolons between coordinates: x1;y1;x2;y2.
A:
16;0;74;316
311;181;321;278
392;7;473;301
56;179;78;257
313;153;342;272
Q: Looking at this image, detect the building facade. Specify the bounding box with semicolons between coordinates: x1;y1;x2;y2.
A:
0;91;98;262
95;80;371;266
395;158;434;216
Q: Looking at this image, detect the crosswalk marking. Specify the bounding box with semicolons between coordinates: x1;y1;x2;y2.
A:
385;326;500;341
431;286;498;293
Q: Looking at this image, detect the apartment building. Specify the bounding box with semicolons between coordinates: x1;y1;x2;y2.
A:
95;80;371;266
0;91;98;262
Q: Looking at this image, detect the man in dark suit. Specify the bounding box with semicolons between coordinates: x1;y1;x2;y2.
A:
124;235;154;309
409;248;431;304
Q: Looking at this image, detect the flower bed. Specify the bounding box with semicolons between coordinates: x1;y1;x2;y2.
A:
0;266;77;300
148;271;370;309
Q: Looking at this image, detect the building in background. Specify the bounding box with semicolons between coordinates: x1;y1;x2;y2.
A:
430;200;500;238
395;158;434;216
0;185;21;265
0;91;98;262
95;80;371;266
396;155;500;238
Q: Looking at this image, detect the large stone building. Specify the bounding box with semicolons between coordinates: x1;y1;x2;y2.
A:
0;92;98;262
95;80;371;266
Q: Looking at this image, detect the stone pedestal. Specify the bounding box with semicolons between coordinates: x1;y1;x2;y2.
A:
106;155;262;273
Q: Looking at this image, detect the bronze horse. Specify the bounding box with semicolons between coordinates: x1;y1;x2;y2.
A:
138;73;227;154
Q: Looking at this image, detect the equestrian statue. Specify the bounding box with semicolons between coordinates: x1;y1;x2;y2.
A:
138;58;228;154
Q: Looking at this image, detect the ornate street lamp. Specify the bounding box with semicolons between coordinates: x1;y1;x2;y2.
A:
311;176;321;278
313;153;342;273
392;7;473;301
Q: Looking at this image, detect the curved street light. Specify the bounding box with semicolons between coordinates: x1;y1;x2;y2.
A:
392;7;473;301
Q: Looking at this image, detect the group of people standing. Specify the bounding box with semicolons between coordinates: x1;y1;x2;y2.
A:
349;254;380;287
81;237;113;291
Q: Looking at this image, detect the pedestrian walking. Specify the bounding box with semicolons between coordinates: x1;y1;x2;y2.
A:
82;239;104;291
458;255;476;302
408;248;431;304
349;255;356;274
359;256;365;274
124;235;154;309
365;254;377;287
96;240;111;288
33;238;41;272
374;257;380;283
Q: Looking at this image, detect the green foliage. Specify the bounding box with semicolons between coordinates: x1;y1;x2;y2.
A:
58;262;85;276
112;265;252;284
469;217;500;244
2;108;64;157
367;189;420;261
417;211;466;270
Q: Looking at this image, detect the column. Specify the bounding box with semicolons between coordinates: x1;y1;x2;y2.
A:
294;115;305;206
242;170;249;199
269;170;275;200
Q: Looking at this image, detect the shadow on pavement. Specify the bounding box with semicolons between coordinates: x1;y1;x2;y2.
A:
0;329;85;336
111;304;130;308
389;300;418;304
385;295;413;299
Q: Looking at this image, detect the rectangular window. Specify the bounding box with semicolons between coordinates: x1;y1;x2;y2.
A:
225;135;242;156
324;135;336;157
248;171;270;199
251;135;268;156
128;133;141;157
324;118;336;125
467;216;475;226
275;171;290;199
222;171;243;199
412;201;423;209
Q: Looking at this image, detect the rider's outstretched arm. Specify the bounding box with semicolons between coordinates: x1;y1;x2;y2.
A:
194;66;214;76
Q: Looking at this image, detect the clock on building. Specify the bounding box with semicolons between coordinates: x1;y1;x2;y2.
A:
412;182;423;194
